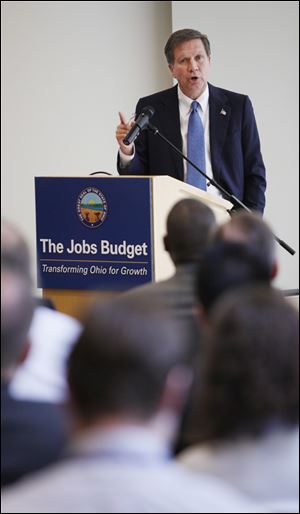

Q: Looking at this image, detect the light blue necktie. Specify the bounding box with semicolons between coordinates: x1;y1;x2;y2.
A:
187;100;207;190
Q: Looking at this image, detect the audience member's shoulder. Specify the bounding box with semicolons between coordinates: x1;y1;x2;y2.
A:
3;390;68;431
1;458;262;513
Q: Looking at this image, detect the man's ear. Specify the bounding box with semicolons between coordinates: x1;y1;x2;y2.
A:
195;303;210;329
17;338;31;366
271;260;279;280
168;63;175;77
163;235;169;252
160;366;193;414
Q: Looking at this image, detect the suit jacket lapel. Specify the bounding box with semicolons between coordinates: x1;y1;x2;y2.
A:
209;83;231;183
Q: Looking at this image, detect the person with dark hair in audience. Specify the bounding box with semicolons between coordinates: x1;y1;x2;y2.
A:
2;297;258;513
196;240;273;320
173;238;274;455
178;286;299;512
1;219;82;404
214;211;278;280
213;211;300;306
1;253;68;486
121;198;217;353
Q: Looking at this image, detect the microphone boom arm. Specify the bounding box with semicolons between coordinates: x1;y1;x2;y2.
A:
147;122;295;256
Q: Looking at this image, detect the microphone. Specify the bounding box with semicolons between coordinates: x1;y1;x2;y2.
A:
123;106;155;146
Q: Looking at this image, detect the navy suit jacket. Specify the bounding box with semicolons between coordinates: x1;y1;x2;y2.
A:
118;84;266;213
1;384;68;486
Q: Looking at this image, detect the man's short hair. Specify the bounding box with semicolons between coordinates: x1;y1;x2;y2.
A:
165;198;216;264
214;212;276;278
196;241;272;314
68;297;191;422
164;29;211;65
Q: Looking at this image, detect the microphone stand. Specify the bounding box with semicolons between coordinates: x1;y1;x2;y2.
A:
147;122;295;256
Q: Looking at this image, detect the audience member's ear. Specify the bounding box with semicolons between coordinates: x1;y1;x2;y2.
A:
160;366;193;414
271;260;279;280
195;303;210;328
194;303;209;328
151;366;193;443
163;235;169;253
17;339;31;366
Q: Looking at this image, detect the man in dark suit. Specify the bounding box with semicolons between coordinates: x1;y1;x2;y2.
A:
120;198;216;358
1;220;68;487
116;28;266;213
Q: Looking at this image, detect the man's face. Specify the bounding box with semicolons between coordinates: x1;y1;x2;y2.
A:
169;39;211;100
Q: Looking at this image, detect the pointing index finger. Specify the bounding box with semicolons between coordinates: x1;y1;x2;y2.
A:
118;111;127;125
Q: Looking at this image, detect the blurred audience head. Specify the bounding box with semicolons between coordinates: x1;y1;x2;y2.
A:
164;199;216;265
214;211;277;279
196;241;272;318
191;286;299;443
1;268;34;383
1;220;34;381
1;219;31;280
1;219;55;312
68;297;193;436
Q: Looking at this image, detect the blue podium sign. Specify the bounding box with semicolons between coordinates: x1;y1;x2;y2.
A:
35;177;153;290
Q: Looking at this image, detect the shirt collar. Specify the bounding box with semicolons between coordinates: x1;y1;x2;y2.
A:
177;84;209;113
69;424;170;462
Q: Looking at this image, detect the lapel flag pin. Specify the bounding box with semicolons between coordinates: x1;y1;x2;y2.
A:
220;108;227;116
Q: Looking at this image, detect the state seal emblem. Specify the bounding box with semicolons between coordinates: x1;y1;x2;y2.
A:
77;187;108;228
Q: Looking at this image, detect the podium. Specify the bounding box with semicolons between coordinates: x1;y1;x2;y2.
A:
35;175;232;319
